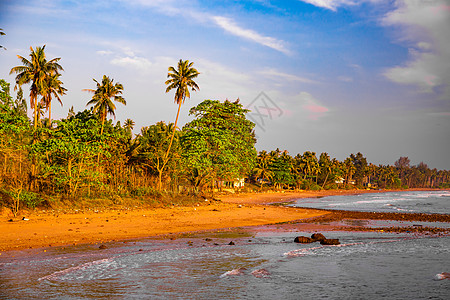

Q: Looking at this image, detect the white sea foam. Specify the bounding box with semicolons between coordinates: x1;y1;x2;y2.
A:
251;268;270;278
220;268;247;278
38;258;113;281
433;272;450;280
283;246;323;257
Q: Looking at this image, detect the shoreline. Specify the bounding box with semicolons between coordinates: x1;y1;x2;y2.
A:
1;188;448;253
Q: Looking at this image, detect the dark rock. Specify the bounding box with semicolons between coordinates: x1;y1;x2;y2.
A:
320;239;340;245
311;233;326;242
228;241;235;245
294;236;315;243
205;238;213;242
98;244;108;249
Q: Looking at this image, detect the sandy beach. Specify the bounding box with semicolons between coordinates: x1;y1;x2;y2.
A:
0;189;447;253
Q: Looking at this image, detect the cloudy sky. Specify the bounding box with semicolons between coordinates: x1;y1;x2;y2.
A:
1;0;449;169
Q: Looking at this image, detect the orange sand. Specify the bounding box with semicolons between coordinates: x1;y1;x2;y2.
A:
0;189;430;253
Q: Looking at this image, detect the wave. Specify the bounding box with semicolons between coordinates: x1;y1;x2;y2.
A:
433;272;450;280
283;240;399;258
38;258;114;282
220;268;271;278
220;268;247;278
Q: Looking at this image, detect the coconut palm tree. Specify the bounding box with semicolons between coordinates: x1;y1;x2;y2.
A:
254;150;273;189
84;75;126;135
124;118;135;134
164;59;199;161
10;45;63;129
41;72;67;127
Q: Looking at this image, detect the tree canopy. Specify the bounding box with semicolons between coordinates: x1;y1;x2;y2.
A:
182;99;257;190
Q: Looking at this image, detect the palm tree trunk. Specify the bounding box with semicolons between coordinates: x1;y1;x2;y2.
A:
33;95;38;130
164;101;182;162
97;116;105;167
100;116;105;136
321;171;329;189
48;100;52;128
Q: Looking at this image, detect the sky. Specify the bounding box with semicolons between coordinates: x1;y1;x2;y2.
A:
0;0;449;170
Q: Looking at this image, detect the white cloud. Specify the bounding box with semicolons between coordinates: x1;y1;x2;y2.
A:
127;0;291;55
298;0;383;11
110;55;152;71
259;69;319;84
96;46;153;72
211;16;290;55
383;0;450;95
96;50;113;56
298;0;359;11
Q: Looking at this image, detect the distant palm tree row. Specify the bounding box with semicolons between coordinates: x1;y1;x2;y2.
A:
251;150;450;190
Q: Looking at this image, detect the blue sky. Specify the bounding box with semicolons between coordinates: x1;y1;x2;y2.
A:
1;0;449;169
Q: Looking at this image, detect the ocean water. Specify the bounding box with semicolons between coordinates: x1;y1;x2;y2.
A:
290;190;450;214
1;191;449;300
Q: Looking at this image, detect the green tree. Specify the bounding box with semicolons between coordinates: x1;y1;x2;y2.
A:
124;118;135;136
269;150;294;189
41;72;67;127
254;150;273;189
84;75;126;135
318;152;332;188
395;156;410;187
164;59;200;162
0;81;30;197
301;151;319;185
344;157;356;187
182;99;256;192
350;152;368;186
31;109;108;195
0;79;13;107
134;121;179;191
9;45;63;130
13;87;27;117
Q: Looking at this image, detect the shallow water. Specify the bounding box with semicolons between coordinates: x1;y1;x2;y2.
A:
1;191;449;299
1;232;449;299
291;190;450;214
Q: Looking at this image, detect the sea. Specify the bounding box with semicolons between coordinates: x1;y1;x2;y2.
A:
0;190;449;299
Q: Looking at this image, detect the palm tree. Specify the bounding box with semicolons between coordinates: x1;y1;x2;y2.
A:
164;59;199;161
254;150;273;189
10;45;63;129
84;75;126;135
41;72;67;127
124;118;135;134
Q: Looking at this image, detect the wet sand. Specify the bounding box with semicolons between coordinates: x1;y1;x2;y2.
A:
0;189;447;253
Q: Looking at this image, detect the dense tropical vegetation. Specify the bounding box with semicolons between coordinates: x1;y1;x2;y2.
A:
1;46;449;214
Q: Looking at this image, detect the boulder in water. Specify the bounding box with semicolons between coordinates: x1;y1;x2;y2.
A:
311;233;326;242
320;239;340;245
294;236;315;243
